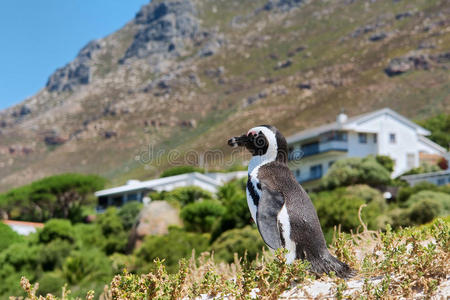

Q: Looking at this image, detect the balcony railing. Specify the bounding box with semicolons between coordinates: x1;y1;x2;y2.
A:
288;141;348;161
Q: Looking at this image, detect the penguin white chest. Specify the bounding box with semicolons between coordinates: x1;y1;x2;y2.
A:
246;165;262;223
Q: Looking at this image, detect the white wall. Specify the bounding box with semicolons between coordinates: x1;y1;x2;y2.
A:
347;132;378;157
290;153;347;182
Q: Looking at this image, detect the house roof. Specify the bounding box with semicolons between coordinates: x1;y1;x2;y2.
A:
286;108;431;144
95;172;223;197
2;220;44;228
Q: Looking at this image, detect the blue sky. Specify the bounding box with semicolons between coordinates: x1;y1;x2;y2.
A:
0;0;149;111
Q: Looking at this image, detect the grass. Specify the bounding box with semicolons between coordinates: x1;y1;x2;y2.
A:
17;216;449;299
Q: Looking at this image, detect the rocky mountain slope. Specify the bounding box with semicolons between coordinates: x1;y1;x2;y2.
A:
0;0;449;191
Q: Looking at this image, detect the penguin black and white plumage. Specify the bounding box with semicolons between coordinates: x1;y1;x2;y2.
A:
228;125;355;279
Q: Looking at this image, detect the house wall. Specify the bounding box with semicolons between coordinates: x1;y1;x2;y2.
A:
355;114;424;177
347;132;378;157
290;152;347;183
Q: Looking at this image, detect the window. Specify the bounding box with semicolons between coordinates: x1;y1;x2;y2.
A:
127;193;138;201
358;133;367;144
373;134;377;143
301;142;319;156
295;169;301;178
389;133;396;144
437;178;445;186
310;164;323;179
328;161;335;167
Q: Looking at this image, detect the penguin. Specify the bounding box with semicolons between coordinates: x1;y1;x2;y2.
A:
228;125;355;279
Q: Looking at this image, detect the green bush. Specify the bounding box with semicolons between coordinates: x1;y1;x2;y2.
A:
39;219;74;243
154;186;213;207
160;166;204;178
375;155;395;173
180;200;225;233
211;179;251;241
311;186;387;241
210;226;265;263
406;190;450;215
321;156;391;189
400;163;441;176
62;248;113;285
37;271;66;296
136;227;209;273
0;173;105;222
409;198;443;225
396;182;439;205
117;201;143;231
417;113;450;148
39;239;73;271
96;207;128;255
0;222;23;252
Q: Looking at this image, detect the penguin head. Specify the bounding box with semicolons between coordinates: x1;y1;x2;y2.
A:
228;125;288;163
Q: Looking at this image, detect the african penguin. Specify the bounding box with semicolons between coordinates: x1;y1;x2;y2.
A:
228;125;355;279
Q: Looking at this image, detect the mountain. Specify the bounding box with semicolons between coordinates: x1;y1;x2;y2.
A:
0;0;449;192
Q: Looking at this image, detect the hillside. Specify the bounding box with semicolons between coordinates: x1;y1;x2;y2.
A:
0;0;449;191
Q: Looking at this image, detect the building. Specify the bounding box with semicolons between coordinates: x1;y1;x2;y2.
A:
2;220;44;235
94;171;247;211
401;170;450;187
286;108;447;189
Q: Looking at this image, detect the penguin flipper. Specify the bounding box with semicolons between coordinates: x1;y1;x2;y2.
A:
256;183;284;250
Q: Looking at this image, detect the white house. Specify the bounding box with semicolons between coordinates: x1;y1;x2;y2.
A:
94;171;247;211
286;108;447;189
401;170;450;187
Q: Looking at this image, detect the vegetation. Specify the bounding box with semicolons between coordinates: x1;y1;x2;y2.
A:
321;156;391;190
18;218;450;299
159;166;205;178
0;173;105;222
417;113;450;149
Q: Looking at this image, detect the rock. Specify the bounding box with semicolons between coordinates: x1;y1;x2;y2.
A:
418;40;435;50
261;0;305;12
128;201;182;250
44;134;67;146
369;31;387;41
46;40;101;92
120;0;199;63
385;52;432;76
274;59;292;70
298;82;312;89
20;105;31;116
395;11;413;20
179;119;197;128
198;39;222;57
103;131;117;139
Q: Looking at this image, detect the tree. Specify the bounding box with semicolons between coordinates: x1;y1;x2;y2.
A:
375;155;394;173
417;113;450;149
96;207;128;255
211;179;251;241
153;186;213;207
136;227;209;273
321;156;391;190
117;201;143;231
180;200;225;233
210;226;265;263
0;223;23;252
39;219;75;244
0;173;105;222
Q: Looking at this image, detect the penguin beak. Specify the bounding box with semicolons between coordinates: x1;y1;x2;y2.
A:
228;134;249;148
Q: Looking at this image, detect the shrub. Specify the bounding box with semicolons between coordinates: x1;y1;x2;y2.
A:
409;198;443;225
0;222;23;252
96;207;128;255
406;190;450;215
39;239;73;271
210;226;265;263
211;178;251;241
400;162;441;176
396;181;438;205
136;227;209;273
160;166;204;178
417;113;450;148
117;201;143;231
0;173;105;222
375;155;395;173
39;219;74;243
155;186;213;206
321;156;391;189
37;271;66;296
180;200;225;233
